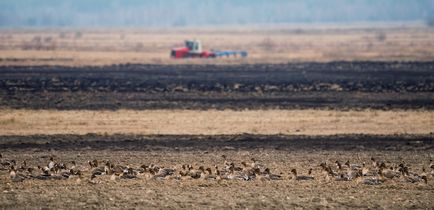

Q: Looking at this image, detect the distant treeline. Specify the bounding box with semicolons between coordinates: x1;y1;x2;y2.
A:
1;0;434;27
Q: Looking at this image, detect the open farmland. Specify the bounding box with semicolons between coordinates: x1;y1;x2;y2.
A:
1;134;433;209
1;25;434;66
0;26;433;209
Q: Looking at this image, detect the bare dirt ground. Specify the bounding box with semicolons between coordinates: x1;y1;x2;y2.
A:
1;24;434;66
0;134;433;209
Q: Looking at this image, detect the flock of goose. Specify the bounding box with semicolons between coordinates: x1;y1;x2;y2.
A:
1;153;433;185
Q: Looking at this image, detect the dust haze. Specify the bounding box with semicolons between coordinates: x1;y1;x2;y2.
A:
1;0;434;28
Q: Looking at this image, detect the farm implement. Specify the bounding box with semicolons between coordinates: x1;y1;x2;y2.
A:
171;39;248;59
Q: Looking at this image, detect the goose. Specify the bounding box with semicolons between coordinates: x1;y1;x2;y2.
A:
137;164;149;174
26;167;37;178
334;174;351;182
420;167;428;184
34;166;67;180
398;163;410;176
178;165;190;177
158;167;175;177
48;157;56;170
149;167;164;180
214;165;226;176
345;160;361;170
88;159;98;169
70;168;82;177
290;169;314;181
70;161;77;170
371;157;380;169
189;166;204;179
110;173;120;181
91;165;106;177
37;165;51;176
229;162;243;172
361;162;369;176
250;158;265;169
151;167;175;180
103;162;113;175
335;161;345;172
254;168;270;181
59;169;73;179
319;162;328;171
120;168;137;179
88;173;102;184
213;165;225;181
379;167;400;180
346;167;359;181
68;162;82;176
199;168;213;180
203;168;217;180
112;164;128;175
18;160;28;172
241;161;252;173
355;172;382;185
225;167;246;180
1;157;16;170
320;163;332;181
400;167;426;184
9;166;26;182
263;168;282;180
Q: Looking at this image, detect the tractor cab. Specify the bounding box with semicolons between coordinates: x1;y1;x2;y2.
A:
185;39;202;54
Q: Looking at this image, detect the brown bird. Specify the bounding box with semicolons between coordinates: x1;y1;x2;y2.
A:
9;166;26;182
361;162;369;176
263;168;282;180
291;169;314;181
379;167;400;180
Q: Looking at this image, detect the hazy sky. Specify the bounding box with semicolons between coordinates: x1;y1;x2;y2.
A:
1;0;433;28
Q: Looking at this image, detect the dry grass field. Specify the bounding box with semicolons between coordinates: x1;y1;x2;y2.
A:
1;24;434;66
0;109;432;135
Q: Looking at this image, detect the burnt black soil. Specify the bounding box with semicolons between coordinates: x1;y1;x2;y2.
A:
0;61;433;110
1;134;432;152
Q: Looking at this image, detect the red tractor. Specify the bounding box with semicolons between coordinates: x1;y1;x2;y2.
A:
171;39;248;59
